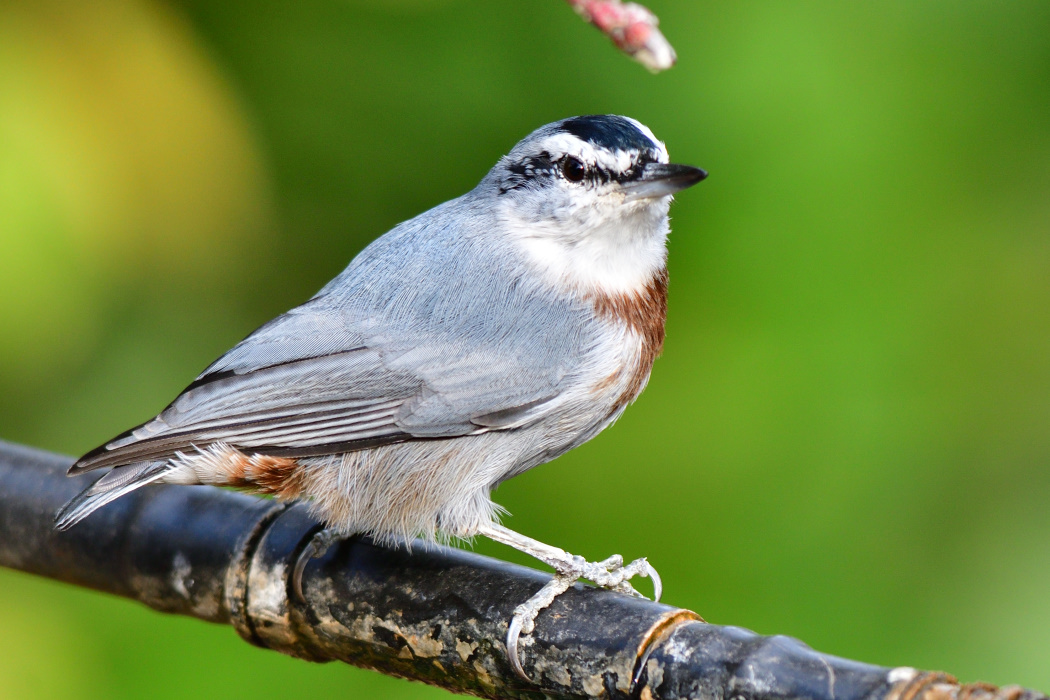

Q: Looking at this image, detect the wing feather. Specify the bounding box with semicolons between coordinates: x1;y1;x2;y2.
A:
72;214;603;477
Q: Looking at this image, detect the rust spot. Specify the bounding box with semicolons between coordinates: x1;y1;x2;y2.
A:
959;686;1021;700
224;448;305;498
589;266;668;411
885;672;1025;700
888;672;959;700
630;608;703;694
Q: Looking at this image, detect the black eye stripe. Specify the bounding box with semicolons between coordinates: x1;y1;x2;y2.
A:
499;149;659;194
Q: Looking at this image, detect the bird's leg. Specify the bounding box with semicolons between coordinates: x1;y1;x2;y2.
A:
476;522;661;681
292;527;344;602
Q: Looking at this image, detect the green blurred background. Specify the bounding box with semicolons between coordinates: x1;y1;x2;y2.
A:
2;0;1049;696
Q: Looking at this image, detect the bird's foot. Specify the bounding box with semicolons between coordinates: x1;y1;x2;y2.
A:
477;522;660;681
506;552;660;680
292;527;343;602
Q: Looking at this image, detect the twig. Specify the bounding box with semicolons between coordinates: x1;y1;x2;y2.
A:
566;0;677;71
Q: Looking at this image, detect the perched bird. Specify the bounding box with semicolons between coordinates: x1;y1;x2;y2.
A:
56;114;705;677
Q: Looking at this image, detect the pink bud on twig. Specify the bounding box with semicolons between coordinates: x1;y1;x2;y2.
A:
566;0;677;72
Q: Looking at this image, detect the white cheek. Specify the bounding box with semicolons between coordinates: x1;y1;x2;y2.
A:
502;198;670;296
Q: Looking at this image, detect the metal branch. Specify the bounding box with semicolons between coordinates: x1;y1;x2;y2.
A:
565;0;677;71
0;439;1044;700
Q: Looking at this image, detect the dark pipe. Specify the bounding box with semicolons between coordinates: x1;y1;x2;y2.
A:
0;440;1043;700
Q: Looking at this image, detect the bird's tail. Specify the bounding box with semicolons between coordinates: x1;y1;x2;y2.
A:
55;461;173;531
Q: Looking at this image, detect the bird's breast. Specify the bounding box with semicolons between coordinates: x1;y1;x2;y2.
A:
585;266;668;413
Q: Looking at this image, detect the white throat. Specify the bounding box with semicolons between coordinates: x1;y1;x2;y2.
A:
501;200;670;297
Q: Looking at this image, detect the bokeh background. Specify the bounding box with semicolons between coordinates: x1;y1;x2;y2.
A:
2;0;1049;696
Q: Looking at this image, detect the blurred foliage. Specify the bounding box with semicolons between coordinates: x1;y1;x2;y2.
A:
1;0;1049;697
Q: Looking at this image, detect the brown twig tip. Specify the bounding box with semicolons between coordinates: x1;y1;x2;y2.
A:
567;0;677;71
886;669;1048;700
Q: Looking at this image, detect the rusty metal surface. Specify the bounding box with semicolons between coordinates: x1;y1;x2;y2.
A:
0;439;1045;700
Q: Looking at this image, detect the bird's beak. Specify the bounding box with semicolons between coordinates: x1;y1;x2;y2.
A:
621;163;708;201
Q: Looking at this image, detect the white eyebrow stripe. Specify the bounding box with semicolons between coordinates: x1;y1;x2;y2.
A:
533;133;593;161
594;149;637;173
533;122;672;174
531;135;664;175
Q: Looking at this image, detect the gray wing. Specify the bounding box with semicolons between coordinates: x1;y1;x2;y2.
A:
71;217;591;474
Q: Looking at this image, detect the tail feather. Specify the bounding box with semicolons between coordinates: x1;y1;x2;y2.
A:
55;461;173;530
67;417;173;476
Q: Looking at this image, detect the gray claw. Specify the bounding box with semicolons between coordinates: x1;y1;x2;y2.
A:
292;541;316;603
506;613;530;681
647;561;662;602
292;528;340;603
489;531;662;682
504;574;577;682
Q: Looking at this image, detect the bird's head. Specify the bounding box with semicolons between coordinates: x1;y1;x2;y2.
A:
483;115;706;295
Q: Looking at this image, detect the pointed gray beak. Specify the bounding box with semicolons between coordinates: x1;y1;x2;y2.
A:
622;163;708;201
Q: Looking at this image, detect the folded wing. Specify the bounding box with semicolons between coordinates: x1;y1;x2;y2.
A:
70;299;572;474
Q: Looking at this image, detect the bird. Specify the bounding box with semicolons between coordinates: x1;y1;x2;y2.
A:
55;114;706;678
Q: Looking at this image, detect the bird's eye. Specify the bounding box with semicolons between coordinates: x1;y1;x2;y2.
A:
561;157;586;183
